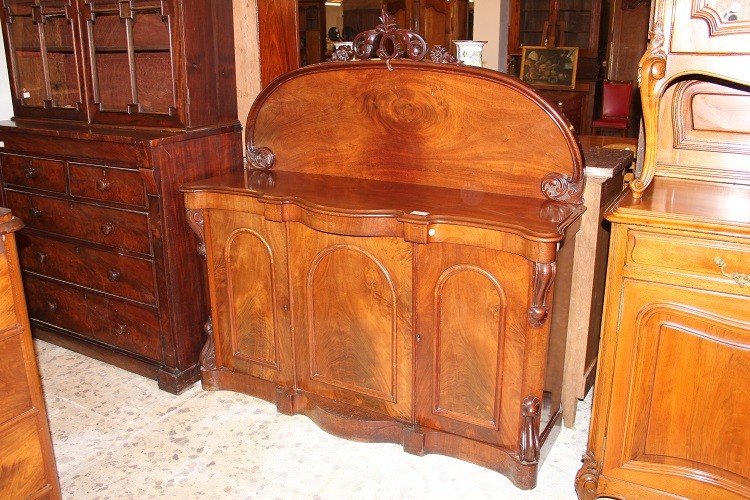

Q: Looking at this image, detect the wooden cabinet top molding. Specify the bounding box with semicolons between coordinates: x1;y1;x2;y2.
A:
242;60;586;205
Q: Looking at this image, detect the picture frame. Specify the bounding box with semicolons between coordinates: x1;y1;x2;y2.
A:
520;46;579;90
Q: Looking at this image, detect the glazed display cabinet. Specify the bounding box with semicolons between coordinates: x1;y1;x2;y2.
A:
0;0;242;393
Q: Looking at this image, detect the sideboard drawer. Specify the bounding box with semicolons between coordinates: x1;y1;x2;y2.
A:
69;162;146;207
627;229;750;292
24;277;161;361
17;233;156;305
5;191;151;255
1;154;66;194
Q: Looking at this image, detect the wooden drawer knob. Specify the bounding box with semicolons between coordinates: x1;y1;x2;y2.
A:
96;178;111;192
37;251;48;263
29;207;42;218
113;324;129;336
100;222;115;235
24;167;38;179
107;269;121;282
47;300;58;312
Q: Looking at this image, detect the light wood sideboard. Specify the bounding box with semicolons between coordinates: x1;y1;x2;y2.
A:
0;208;60;499
576;0;750;496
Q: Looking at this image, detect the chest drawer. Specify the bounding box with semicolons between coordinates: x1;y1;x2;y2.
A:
1;154;66;194
17;233;156;305
24;276;161;361
626;229;750;294
6;191;151;255
69;162;146;207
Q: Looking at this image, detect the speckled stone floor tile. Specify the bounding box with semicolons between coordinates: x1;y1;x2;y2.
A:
35;340;592;499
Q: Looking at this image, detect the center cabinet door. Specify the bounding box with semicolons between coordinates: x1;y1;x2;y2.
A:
288;223;413;421
414;243;531;448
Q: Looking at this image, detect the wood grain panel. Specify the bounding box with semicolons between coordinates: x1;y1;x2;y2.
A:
247;62;582;200
0;413;49;499
290;223;413;420
308;245;398;402
0;333;33;426
226;229;278;368
434;266;504;428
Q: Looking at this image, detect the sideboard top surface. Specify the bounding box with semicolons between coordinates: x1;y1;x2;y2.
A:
182;170;584;242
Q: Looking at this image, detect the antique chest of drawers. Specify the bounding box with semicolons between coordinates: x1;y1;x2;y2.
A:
0;123;242;393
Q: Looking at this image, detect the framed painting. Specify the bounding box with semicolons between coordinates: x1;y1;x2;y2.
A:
520;46;579;90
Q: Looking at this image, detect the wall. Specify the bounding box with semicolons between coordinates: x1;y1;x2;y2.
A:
472;0;508;71
0;35;13;121
234;0;263;145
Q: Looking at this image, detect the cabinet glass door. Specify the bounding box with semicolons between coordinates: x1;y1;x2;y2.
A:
2;0;85;119
519;0;551;49
83;0;180;126
557;0;598;56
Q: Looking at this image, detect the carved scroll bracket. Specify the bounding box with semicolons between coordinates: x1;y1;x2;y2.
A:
575;451;601;499
631;21;667;199
519;395;541;464
185;208;206;258
541;172;584;205
353;9;428;62
529;262;556;327
200;316;216;371
247;144;276;170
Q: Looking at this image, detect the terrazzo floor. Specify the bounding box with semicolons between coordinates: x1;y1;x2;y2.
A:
35;339;592;499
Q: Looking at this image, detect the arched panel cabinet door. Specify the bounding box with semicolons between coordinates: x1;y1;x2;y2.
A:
204;210;293;388
414;243;532;449
288;223;414;421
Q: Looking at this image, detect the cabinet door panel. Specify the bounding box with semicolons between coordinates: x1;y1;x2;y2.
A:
670;0;750;54
289;223;413;420
603;280;750;498
415;243;530;448
206;210;292;386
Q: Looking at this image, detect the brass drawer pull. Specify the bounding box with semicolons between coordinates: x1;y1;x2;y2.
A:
113;324;129;336
37;251;48;263
107;269;121;282
47;300;58;312
29;207;42;218
24;167;38;179
96;178;111;192
715;257;749;287
100;222;115;235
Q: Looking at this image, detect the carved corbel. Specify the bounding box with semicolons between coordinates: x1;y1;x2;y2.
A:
630;21;667;199
185;208;206;258
575;451;601;499
519;396;541;464
529;262;556;327
199;317;216;371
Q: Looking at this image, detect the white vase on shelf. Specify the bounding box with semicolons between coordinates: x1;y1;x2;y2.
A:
453;40;487;67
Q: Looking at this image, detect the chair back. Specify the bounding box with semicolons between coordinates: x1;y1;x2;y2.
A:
601;81;633;119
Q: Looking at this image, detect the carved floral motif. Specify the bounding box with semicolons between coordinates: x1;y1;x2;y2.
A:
428;45;460;64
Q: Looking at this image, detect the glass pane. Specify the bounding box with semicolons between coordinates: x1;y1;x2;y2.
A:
132;11;173;113
520;0;550;47
558;0;592;49
44;16;78;107
90;13;132;111
6;10;45;106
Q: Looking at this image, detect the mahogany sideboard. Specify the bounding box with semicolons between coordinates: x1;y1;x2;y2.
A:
0;0;243;392
0;208;60;499
184;59;587;489
577;0;750;496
